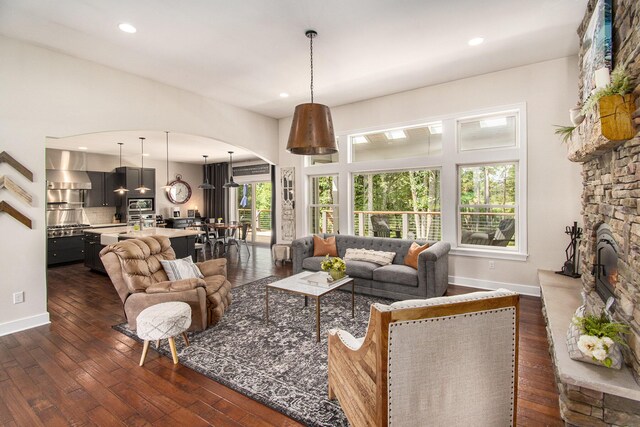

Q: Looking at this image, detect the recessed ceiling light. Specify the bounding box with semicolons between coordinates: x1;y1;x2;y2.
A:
279;92;289;98
78;146;88;150
142;153;150;157
468;37;484;46
118;23;137;34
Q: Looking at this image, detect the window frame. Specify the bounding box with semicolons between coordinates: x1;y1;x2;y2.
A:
308;174;339;235
456;161;519;251
300;103;527;261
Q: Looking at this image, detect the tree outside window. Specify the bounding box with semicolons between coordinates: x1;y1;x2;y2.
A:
353;169;440;240
459;163;517;248
309;176;338;234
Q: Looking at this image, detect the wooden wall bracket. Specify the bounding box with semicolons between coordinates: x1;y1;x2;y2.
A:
0;151;34;182
0;200;33;229
0;175;33;205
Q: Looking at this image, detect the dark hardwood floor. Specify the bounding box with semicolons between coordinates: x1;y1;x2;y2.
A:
0;245;562;426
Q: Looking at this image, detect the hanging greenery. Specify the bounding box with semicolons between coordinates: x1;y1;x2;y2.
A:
554;125;578;144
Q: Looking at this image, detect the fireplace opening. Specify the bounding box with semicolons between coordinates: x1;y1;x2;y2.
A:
592;224;619;305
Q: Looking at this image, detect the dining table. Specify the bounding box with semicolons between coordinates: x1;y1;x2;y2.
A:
205;223;242;256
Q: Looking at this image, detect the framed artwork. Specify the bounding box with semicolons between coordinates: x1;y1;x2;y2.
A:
187;209;196;218
581;0;612;101
281;167;295;242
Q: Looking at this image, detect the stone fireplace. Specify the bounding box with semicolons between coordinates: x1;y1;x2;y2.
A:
537;0;640;425
571;0;640;384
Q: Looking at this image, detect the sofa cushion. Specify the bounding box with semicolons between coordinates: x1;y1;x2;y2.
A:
344;248;396;265
373;264;419;287
404;242;430;269
313;235;338;257
345;260;379;280
302;256;326;271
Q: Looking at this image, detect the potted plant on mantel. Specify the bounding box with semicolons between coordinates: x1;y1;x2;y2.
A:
555;66;636;143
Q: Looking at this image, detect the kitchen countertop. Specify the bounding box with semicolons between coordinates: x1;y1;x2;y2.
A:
85;226;203;245
89;223;127;228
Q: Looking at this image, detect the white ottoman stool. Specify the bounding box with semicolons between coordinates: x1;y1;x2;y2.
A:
136;301;192;366
272;244;291;265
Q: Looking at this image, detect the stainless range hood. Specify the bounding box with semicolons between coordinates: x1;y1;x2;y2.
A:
46;169;92;190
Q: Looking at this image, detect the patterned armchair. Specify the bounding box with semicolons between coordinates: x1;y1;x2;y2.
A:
328;289;520;426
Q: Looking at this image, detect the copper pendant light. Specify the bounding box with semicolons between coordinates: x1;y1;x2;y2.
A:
286;30;337;156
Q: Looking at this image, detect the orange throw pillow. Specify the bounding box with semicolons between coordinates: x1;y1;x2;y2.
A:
404;242;430;269
313;235;338;257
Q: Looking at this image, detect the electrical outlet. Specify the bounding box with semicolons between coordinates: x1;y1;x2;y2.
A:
488;261;495;270
13;291;24;304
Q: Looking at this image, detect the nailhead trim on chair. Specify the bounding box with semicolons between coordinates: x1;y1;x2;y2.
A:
374;289;516;312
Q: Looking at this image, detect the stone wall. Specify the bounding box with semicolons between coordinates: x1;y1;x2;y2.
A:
553;0;640;425
576;0;640;381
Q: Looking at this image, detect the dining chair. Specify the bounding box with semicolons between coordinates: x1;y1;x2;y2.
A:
226;222;250;258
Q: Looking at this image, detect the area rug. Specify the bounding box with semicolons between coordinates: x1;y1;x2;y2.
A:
113;275;394;426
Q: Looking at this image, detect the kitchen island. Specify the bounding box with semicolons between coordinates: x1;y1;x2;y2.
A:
84;227;203;273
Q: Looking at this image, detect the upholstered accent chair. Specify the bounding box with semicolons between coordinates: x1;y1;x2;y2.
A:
328;289;520;426
100;235;232;331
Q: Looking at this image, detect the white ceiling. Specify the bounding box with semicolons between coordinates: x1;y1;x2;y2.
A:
46;131;261;165
1;0;587;120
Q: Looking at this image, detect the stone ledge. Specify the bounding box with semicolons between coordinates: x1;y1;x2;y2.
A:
538;270;640;400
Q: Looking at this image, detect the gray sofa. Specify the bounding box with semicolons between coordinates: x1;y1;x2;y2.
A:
292;234;450;300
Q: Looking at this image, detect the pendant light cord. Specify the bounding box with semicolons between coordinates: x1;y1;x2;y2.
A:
165;131;169;185
309;33;314;104
140;137;145;188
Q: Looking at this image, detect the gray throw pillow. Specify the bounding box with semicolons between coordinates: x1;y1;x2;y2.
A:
160;256;204;281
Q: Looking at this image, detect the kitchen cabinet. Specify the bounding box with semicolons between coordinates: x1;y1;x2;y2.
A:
116;167;156;196
84;232;106;273
86;171;121;207
48;235;85;266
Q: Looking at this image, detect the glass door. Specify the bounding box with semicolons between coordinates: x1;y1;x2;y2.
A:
236;181;272;244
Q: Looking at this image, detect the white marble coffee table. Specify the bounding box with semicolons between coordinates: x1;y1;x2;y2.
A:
265;271;354;342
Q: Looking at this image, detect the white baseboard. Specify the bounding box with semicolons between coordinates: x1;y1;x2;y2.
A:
0;312;50;337
449;275;540;297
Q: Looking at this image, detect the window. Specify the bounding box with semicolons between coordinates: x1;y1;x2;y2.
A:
353;169;441;240
301;103;526;260
458;163;517;249
458;112;517;151
309;175;338;234
351;122;443;162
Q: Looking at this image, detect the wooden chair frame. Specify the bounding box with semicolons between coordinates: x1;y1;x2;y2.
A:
328;294;520;426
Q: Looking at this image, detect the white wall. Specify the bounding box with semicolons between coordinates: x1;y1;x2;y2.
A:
0;36;278;335
277;56;583;294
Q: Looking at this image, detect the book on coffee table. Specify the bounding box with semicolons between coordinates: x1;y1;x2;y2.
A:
302;272;333;287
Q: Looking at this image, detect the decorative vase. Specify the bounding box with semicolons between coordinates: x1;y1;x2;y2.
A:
329;269;345;281
569;106;585;126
